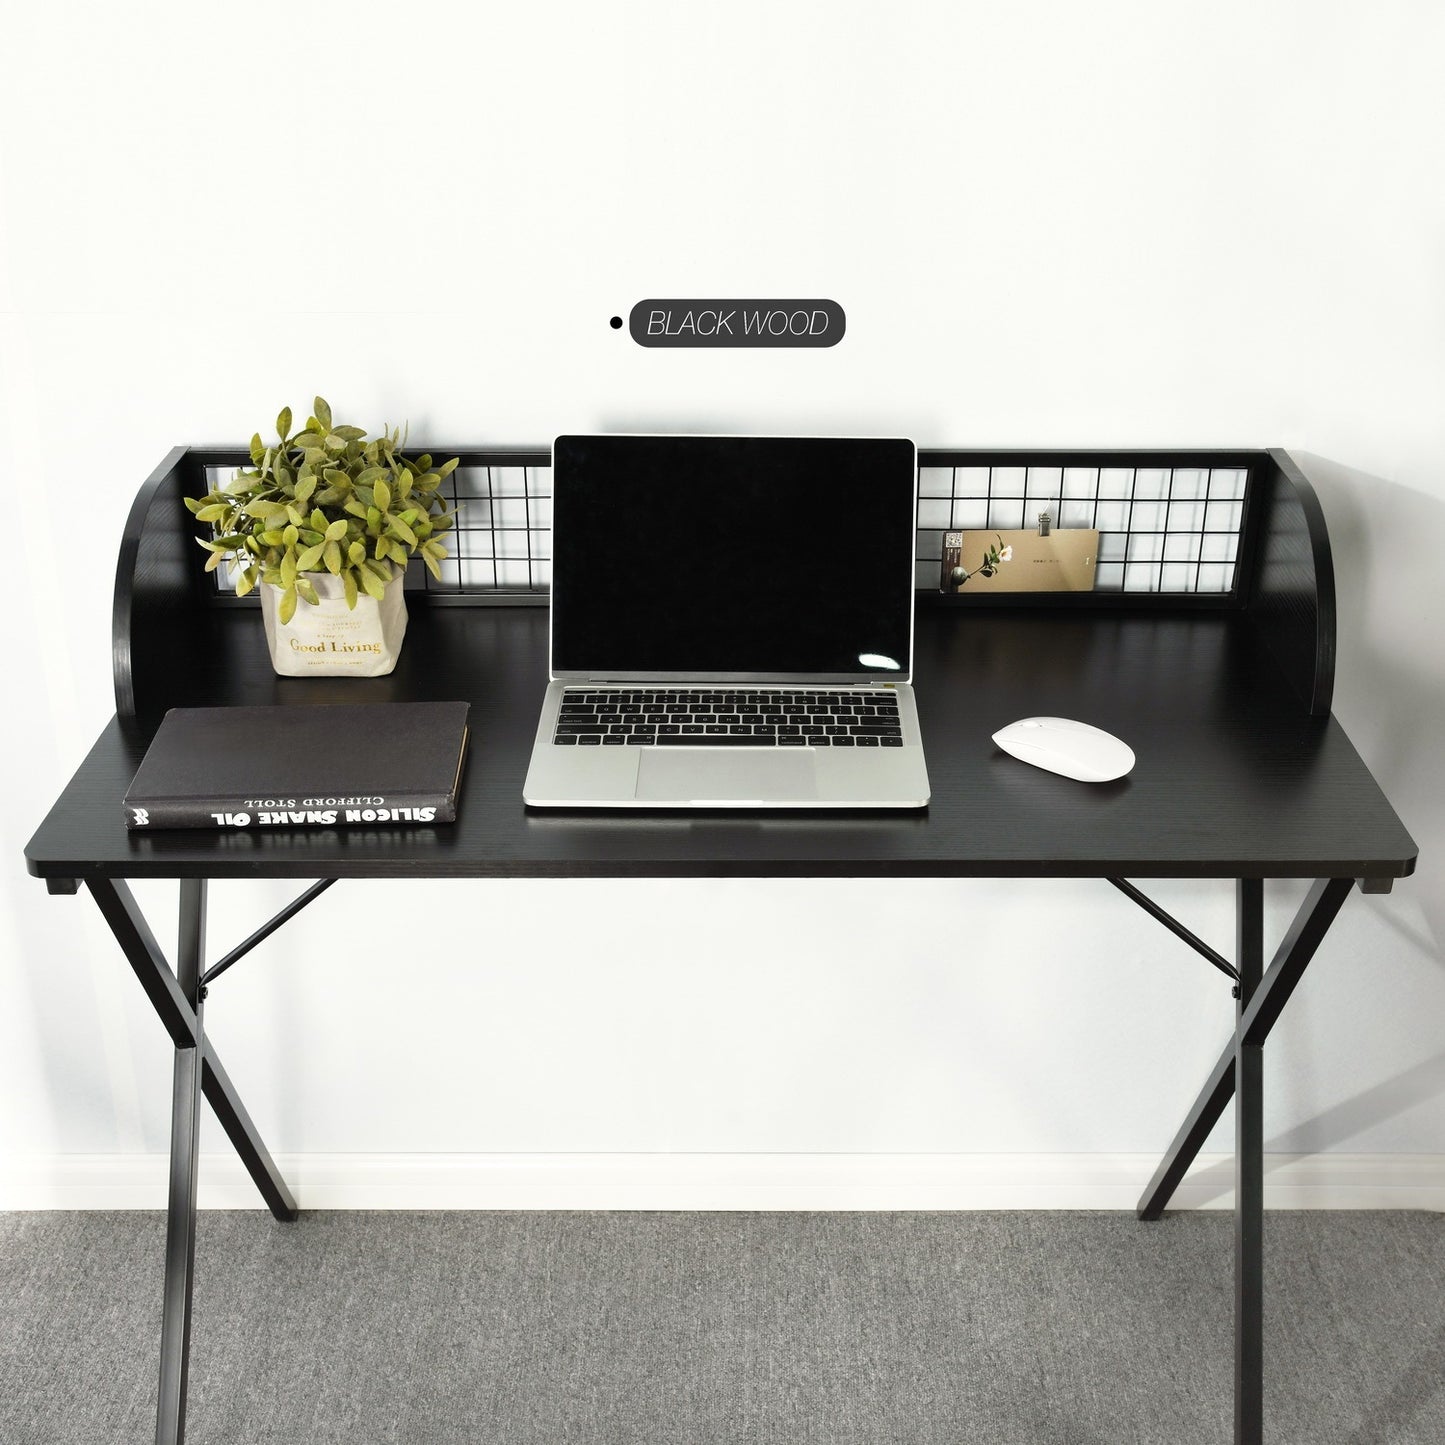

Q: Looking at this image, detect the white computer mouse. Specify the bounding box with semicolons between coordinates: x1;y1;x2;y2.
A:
992;716;1135;782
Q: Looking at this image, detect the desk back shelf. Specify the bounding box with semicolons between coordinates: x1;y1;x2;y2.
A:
114;446;1336;727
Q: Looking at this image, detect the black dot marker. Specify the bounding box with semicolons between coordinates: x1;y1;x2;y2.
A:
609;316;623;330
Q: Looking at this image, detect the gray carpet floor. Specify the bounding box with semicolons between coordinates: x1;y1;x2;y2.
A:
2;1211;1443;1444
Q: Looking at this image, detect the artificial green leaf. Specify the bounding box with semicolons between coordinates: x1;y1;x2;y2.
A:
283;525;299;548
309;508;328;534
374;479;391;513
195;503;228;522
343;568;358;609
249;432;265;464
258;528;284;546
299;529;324;546
422;547;443;581
236;566;256;598
358;565;386;601
324;518;347;542
194;536;224;553
296;543;325;571
388;515;417;546
374;534;388;560
365;505;382;532
280;548;298;588
243;499;286;520
344;499;368;520
314;397;333;432
294;476;316;507
323;541;342;574
348;540;367;566
397;471;413;502
204;550;223;572
437;456;459;477
184;496;204;514
355;466;385;487
285;504;305;526
296;577;319;606
276;406;292;442
334;424;367;441
279;585;297;625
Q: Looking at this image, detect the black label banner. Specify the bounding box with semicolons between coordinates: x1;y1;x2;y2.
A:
629;299;845;348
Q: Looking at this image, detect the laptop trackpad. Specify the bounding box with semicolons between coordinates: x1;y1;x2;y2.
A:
634;748;818;803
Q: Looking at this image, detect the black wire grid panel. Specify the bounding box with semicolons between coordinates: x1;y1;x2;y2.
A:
428;464;552;594
917;463;1246;594
206;461;1245;599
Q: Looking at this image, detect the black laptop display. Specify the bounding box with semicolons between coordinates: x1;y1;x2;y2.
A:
549;434;917;682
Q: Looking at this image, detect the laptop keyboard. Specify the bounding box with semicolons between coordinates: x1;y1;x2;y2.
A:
552;688;904;747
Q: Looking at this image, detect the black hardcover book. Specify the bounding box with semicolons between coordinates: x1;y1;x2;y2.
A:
123;701;470;830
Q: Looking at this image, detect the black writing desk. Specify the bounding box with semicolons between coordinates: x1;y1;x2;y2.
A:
24;448;1418;1445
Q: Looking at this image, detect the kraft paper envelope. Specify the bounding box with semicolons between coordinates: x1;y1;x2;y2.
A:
940;528;1099;593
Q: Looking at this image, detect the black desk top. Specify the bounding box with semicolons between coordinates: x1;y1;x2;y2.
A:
25;605;1416;885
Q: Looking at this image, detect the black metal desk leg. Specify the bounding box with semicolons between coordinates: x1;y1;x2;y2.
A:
1235;879;1264;1445
156;878;206;1445
201;1046;298;1222
86;877;297;1221
1137;877;1353;1221
85;875;301;1443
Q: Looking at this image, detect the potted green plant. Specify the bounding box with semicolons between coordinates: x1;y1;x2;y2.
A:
186;398;459;676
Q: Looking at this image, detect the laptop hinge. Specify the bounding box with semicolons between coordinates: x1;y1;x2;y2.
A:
573;679;901;687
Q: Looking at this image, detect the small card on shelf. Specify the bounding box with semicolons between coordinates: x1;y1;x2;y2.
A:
940;528;1099;594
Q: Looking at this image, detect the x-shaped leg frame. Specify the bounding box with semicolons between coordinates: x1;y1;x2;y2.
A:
87;876;314;1445
1128;876;1354;1445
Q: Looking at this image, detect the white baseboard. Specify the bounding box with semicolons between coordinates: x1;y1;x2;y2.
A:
3;1152;1444;1211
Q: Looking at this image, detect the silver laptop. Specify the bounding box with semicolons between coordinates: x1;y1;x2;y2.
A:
522;434;929;808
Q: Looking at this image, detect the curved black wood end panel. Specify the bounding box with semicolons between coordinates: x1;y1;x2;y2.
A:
1247;449;1337;716
113;448;213;728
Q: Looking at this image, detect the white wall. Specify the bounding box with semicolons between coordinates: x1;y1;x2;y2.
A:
3;2;1443;1205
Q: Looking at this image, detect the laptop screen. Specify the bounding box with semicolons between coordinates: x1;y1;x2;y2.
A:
550;435;917;682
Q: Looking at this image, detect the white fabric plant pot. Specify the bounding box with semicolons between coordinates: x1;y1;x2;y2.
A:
259;569;407;677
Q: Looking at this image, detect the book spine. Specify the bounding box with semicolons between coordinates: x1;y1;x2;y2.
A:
123;795;456;830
